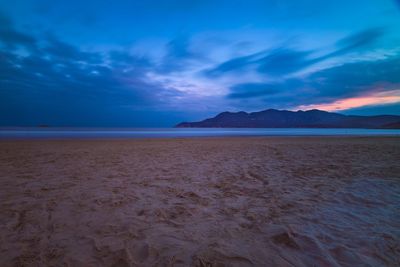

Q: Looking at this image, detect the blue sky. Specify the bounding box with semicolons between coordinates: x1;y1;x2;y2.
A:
1;0;400;126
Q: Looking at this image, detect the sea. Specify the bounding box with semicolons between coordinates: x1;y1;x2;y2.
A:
0;127;399;139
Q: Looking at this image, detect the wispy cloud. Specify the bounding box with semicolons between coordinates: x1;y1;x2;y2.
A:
0;15;188;126
226;53;400;111
0;12;37;50
204;28;385;79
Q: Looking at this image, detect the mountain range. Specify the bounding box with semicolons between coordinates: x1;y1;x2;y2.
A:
176;109;400;129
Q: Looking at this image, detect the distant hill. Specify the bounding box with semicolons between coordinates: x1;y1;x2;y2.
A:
175;109;400;129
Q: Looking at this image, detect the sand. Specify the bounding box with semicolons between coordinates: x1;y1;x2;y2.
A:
0;137;399;267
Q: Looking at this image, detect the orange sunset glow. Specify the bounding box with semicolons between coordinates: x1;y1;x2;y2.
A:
297;90;400;112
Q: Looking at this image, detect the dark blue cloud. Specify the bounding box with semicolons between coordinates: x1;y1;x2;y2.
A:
256;48;312;76
227;54;400;107
44;34;103;64
0;15;186;127
204;51;264;77
165;36;194;60
229;79;303;99
156;35;205;74
108;50;151;68
306;55;400;100
322;28;384;59
205;28;385;78
343;102;400;116
0;12;37;50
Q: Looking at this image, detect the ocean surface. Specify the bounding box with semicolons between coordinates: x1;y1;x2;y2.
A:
0;127;399;139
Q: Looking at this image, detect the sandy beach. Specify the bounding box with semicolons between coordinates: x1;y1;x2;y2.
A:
0;137;399;267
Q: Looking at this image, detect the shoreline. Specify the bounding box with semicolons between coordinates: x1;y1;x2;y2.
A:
1;128;399;141
1;135;400;142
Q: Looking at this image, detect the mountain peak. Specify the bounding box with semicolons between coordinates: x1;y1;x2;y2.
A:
305;109;328;113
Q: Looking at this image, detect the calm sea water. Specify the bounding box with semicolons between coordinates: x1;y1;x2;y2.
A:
0;128;399;139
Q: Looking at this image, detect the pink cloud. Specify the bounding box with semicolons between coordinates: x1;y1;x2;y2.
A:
297;89;400;111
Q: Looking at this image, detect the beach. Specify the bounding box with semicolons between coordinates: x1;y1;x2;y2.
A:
0;137;399;266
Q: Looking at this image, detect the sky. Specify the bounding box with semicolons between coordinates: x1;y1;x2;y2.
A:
0;0;400;127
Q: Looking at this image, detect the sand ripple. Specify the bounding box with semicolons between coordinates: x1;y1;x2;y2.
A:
0;137;399;266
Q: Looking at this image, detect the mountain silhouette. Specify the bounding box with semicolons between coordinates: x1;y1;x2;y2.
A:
176;109;400;128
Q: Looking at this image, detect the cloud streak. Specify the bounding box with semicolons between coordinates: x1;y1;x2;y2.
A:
226;54;400;111
0;15;188;126
0;13;37;50
205;28;385;78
